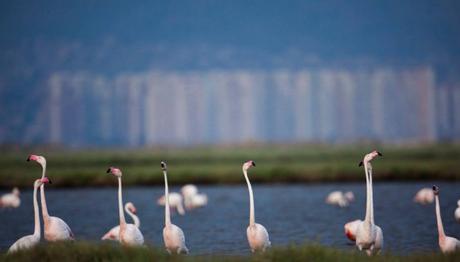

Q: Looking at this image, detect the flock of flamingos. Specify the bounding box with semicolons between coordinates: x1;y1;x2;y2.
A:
2;150;460;255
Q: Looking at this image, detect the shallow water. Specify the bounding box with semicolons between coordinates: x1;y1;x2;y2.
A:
1;182;460;255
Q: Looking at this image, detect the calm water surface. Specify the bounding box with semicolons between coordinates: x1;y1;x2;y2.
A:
1;182;460;255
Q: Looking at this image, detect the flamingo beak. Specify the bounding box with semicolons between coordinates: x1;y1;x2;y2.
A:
106;168;112;174
161;161;166;170
27;155;38;162
377;151;383;156
358;161;363;167
132;207;137;214
251;161;256;167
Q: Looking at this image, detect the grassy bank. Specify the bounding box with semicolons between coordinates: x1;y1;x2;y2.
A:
1;144;459;187
1;242;459;262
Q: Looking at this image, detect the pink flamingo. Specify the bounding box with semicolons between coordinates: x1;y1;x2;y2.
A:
27;154;74;241
8;177;50;253
161;161;189;254
107;167;144;246
243;160;271;252
354;151;383;255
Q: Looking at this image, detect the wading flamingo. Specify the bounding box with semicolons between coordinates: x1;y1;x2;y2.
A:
414;188;434;205
102;202;140;241
354;151;383;255
243;160;271;252
8;177;50;253
182;184;208;210
27;154;74;241
0;187;21;208
454;200;460;223
157;192;186;215
161;161;189;254
326;191;354;207
432;185;460;253
106;167;144;246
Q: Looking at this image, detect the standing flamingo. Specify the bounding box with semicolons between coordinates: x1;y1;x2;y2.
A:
354;151;383;255
242;160;271;252
157;192;186;215
101;202;140;241
8;177;50;253
0;187;21;208
106;167;144;246
161;161;189;254
182;184;208;210
27;154;74;241
432;185;460;253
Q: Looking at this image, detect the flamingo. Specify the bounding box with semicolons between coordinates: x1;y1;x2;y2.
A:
8;177;50;253
106;167;144;246
182;184;208;210
432;185;460;253
157;192;186;215
161;161;189;254
414;188;434;205
455;200;460;223
101;202;140;241
0;187;21;208
242;160;271;252
326;191;349;207
354;150;384;255
27;154;74;241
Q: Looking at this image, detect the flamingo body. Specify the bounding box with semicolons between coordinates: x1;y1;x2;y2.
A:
44;216;74;241
344;219;361;241
414;188;434;204
0;188;20;208
120;224;144;246
163;224;189;254
247;223;271;252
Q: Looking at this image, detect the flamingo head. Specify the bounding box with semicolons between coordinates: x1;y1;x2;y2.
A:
359;150;382;166
107;167;122;177
27;154;46;167
243;160;256;171
35;177;51;187
12;187;20;196
432;185;439;196
126;202;137;214
160;161;167;171
457;200;460;206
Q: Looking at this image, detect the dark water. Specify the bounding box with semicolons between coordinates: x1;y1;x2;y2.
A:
1;182;460;255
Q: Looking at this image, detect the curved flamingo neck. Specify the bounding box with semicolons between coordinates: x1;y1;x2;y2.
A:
40;164;50;220
363;162;374;224
243;169;255;226
435;194;446;239
125;206;140;228
118;177;126;228
163;170;171;226
33;183;41;238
